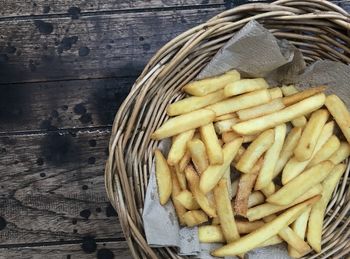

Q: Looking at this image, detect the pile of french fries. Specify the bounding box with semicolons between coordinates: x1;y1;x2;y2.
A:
151;69;350;258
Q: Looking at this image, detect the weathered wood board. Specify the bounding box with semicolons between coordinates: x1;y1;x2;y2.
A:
0;78;132;132
0;130;123;244
1;0;225;17
0;241;131;259
0;8;223;84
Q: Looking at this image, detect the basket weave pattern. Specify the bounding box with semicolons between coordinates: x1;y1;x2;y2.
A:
105;1;350;258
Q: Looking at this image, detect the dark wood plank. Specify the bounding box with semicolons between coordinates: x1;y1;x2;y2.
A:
0;129;123;244
0;241;132;258
1;0;224;17
0;78;132;132
0;8;223;84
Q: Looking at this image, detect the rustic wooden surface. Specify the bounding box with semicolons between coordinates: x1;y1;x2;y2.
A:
0;0;348;258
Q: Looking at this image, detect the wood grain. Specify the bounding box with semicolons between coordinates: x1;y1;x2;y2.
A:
0;8;223;84
1;0;224;18
0;241;131;259
0;78;132;132
0;129;123;244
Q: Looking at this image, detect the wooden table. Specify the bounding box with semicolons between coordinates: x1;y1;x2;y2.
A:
0;1;349;258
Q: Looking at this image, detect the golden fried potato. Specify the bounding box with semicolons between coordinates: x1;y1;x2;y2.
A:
236;129;274;174
200;123;224;165
185;165;216;217
183;70;240;96
255;124;286;190
294;109;329;161
183;210;209;227
155;149;172;205
212;196;319;256
214;180;240;242
152;109;215;140
187;139;209;174
208;89;271;116
232;93;325;135
167;130;195;166
325;94;350;144
307;164;347;253
282;121;334;184
224;78;269;97
200;138;243;194
268;161;334;205
167;90;226;116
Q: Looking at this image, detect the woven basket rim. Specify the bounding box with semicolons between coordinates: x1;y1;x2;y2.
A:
105;1;350;258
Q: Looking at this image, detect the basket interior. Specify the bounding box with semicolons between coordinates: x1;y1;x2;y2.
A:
106;1;350;258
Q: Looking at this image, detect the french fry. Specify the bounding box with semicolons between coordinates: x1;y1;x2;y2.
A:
183;70;240;96
206;191;216;211
171;168;187;225
198;221;266;243
207;89;272;116
264;214;312;256
236;129;274;174
282;121;334;184
232;93;326;135
222;131;257;144
294;109;329;161
308;135;340;167
212;216;220;225
214;113;237;122
248;191;265;208
268;161;334;205
273;127;302;179
222;167;233;199
307;164;347;253
151;109;215;140
258;236;283;247
222;131;238;144
255;124;286;190
198;225;225;243
167;130;195;166
183;210;209;227
200;138;243;194
281;85;307;127
155;149;172;205
269;87;283;99
247;184;322;221
179;150;191;172
167;90;226;116
212;196;319;257
325;94;350;144
233;146;246;164
282;86;326;106
289;207;311;258
185;165;216;217
231;179;239;198
329;141;350;164
260;182;276;197
214;180;240;242
234;158;262;216
237;98;285;121
175;190;200;210
174;165;187;190
291;116;307;128
236;220;265;234
200;123;223;165
224;78;269;97
281;85;298;96
214;118;240;134
187;139;209;174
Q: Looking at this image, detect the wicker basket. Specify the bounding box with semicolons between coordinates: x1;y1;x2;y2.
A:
105;0;350;258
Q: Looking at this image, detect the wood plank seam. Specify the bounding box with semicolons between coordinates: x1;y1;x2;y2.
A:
0;4;225;22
